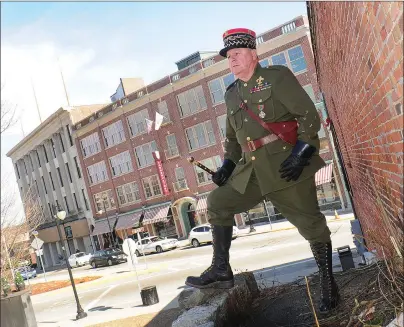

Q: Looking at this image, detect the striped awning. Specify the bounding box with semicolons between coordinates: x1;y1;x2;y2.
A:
143;203;172;225
91;218;117;236
315;163;333;186
115;211;143;231
196;193;209;213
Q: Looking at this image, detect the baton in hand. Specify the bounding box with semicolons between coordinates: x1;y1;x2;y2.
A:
187;157;216;176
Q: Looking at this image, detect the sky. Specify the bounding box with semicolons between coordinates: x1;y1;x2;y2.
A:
1;1;308;223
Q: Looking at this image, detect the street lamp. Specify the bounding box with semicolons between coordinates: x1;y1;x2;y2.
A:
32;231;46;282
53;204;87;320
97;197;115;248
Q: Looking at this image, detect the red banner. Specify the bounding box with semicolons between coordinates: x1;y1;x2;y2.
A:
152;151;170;196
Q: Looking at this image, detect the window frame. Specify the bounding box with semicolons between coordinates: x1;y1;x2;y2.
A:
185;121;216;152
142;175;163;199
176;85;207;118
116;181;141;206
194;156;221;185
126;109;150;138
102;120;126;148
109;150;133;177
134;141;157;169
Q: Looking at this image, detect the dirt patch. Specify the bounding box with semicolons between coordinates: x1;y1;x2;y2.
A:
88;308;182;327
229;263;401;327
21;276;101;295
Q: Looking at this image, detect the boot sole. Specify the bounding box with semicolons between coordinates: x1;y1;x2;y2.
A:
185;280;234;289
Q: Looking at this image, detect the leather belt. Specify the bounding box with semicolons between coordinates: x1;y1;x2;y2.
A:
241;133;279;152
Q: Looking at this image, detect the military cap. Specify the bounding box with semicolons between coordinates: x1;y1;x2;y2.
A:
219;28;257;57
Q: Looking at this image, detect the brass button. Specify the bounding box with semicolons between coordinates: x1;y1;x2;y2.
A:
244;100;247;103
259;99;262;103
244;83;248;87
246;137;251;141
283;146;287;150
251;156;256;161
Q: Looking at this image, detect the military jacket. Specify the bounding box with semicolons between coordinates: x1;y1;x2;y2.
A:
223;64;325;195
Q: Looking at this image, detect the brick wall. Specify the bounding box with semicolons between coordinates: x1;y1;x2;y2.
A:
308;1;403;254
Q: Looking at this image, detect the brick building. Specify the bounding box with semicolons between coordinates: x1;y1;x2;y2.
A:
6;105;104;267
307;2;403;254
73;15;347;248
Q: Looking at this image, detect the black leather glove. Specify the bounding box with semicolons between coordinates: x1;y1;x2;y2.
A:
279;140;316;182
212;159;236;186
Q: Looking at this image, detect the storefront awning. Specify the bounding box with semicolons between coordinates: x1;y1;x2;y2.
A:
115;211;143;231
315;163;333;186
91;218;117;236
196;193;209;213
143;202;172;225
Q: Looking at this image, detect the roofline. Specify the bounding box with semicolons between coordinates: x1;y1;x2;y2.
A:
174;50;218;65
256;14;306;38
6;107;66;158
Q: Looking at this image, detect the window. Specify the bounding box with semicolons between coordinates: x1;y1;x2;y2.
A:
87;161;108;185
165;134;179;158
109;151;133;177
173;167;187;191
177;85;207;117
59;133;65;153
36;150;41;167
15;163;20;179
157;101;171;124
102;120;125;147
217;115;227;140
189;66;197;74
94;190;116;212
260;58;270;68
281;22;296;34
185;121;216;151
256;36;264;44
223;74;235;89
64;196;70;213
172;74;180;81
66;125;74;146
127;109;149;137
73;193;79;210
49;172;55;190
28;155;34;170
43;145;49;163
137;91;144;97
208;79;225;105
288;46;307;73
134;141;157;168
64;226;73;238
82;189;89;210
195;156;221;185
142;175;162;199
80;132;101;158
116;182;141;206
303;84;316;103
42;176;47;194
203;58;215;68
57;167;64;187
23;160;28;175
66;163;72;183
50;139;57;158
48;203;52;216
272;53;288;66
74;157;82;178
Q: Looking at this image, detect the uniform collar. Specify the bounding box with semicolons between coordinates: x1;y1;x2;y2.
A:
238;64;266;91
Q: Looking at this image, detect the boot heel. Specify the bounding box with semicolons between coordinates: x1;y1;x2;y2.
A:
217;280;234;289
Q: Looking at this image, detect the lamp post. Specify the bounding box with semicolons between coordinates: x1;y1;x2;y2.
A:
52;204;87;320
32;231;46;282
97;197;114;249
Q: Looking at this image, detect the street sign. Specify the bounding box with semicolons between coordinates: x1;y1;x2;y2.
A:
31;238;44;250
122;238;138;266
35;249;43;256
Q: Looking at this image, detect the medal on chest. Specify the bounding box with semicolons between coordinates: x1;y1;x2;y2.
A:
258;104;266;118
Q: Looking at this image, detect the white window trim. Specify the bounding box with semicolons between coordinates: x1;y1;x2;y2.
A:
157;100;171;125
195;156;221;185
127;109;149;138
267;45;307;75
94;189;116;212
109;151;133;178
102;120;126;148
116;181;141;207
216;114;227;140
177;85;207;118
142;174;163;199
186;121;216;153
80;132;101;158
87;161;108;186
134;141;157;169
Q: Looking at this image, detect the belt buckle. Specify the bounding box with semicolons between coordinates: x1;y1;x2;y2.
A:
247;141;256;152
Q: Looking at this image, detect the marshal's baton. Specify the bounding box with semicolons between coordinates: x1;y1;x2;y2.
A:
187;157;216;176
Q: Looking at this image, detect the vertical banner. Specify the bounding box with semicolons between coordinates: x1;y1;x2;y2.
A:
152;151;170;196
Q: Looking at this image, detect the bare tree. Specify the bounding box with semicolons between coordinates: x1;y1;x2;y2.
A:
1;84;18;135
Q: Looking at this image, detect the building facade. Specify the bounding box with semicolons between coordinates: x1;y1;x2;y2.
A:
6;105;104;268
73;15;348;248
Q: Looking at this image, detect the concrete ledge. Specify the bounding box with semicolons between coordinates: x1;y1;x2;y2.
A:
172;272;258;327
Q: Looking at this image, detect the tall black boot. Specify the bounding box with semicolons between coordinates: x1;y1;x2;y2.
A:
310;242;340;313
185;225;234;289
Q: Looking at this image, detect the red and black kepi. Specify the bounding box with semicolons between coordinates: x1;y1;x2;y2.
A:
219;28;257;57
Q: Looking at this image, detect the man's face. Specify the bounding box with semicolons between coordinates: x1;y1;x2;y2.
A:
227;48;256;76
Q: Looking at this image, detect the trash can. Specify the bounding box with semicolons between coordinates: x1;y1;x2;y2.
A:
336;245;355;271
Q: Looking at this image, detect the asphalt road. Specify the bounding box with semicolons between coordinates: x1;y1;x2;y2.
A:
31;220;356;327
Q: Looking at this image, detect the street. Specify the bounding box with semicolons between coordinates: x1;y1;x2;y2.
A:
32;220;356;327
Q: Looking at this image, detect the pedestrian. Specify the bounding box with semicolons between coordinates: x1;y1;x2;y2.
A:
185;28;340;313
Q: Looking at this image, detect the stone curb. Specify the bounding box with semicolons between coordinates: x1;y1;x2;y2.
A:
172;272;258;327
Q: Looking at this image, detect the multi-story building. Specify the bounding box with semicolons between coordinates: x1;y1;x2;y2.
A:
73;15;348;249
6;105;105;268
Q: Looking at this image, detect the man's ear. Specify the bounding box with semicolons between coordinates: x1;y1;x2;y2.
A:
251;49;258;61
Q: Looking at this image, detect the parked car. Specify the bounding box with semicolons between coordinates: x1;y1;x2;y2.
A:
134;236;178;256
15;267;37;280
188;224;239;247
68;252;92;268
89;248;127;268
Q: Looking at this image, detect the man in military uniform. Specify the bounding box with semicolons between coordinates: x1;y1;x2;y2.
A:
185;28;340;313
